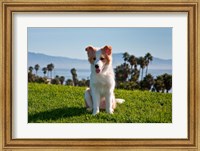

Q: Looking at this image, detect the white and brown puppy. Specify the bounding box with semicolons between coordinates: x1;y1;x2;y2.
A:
84;45;125;115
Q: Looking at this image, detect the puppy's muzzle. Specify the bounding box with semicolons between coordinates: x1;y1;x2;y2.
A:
95;64;100;73
95;65;99;69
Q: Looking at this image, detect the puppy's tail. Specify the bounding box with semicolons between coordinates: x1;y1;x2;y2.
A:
115;98;125;104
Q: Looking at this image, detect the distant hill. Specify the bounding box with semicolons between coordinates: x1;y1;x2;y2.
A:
28;52;89;69
28;52;172;70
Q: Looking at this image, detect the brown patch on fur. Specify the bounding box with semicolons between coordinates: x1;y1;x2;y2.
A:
85;46;96;64
100;53;111;65
101;45;112;65
88;57;95;64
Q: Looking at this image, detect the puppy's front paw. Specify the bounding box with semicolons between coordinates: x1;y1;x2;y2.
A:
92;109;99;115
106;108;114;114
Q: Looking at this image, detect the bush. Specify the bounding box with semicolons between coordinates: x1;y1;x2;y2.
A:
28;72;48;84
115;63;130;83
35;77;48;84
65;79;73;86
117;81;139;90
140;74;154;91
51;78;60;85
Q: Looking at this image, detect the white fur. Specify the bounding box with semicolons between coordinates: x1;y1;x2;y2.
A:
84;46;125;115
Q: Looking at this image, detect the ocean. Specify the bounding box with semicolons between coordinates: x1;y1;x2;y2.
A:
35;68;172;80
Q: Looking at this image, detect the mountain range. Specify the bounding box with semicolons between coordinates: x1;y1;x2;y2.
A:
28;52;172;70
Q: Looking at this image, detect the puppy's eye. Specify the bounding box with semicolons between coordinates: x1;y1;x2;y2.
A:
93;57;96;60
100;57;105;61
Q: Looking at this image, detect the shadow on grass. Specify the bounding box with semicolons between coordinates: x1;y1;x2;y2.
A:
28;107;86;123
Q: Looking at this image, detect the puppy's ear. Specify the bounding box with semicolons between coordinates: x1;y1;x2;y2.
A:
85;46;94;52
85;46;95;57
102;45;112;55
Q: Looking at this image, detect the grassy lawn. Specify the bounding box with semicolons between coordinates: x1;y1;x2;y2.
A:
28;83;172;123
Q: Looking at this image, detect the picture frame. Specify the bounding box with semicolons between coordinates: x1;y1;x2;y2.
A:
0;0;199;150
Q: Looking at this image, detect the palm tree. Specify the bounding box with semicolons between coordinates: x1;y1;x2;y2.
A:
122;52;130;63
59;76;65;85
114;63;131;84
144;53;153;76
162;73;172;93
154;75;165;92
140;74;154;90
42;67;47;77
71;68;78;86
28;66;33;73
137;57;146;80
34;64;40;75
47;63;54;79
128;55;137;71
130;68;140;82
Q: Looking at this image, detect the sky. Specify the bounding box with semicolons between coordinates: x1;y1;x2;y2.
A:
28;27;172;60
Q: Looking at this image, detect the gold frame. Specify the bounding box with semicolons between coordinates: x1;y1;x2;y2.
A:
0;0;199;150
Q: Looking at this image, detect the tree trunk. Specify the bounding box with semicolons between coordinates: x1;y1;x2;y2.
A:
72;76;75;86
141;69;143;80
146;65;148;76
139;67;141;81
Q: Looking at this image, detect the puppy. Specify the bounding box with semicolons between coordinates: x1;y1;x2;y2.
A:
84;45;125;115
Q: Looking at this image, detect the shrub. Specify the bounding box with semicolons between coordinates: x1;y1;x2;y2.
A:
28;72;48;84
140;74;154;90
51;78;60;85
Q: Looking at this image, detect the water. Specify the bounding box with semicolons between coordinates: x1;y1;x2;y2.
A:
35;68;172;80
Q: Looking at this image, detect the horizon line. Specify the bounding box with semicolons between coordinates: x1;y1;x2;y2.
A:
28;51;172;60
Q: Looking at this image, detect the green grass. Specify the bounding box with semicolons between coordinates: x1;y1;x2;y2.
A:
28;83;172;123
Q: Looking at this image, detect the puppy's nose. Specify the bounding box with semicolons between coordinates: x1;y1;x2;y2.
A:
95;65;99;69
